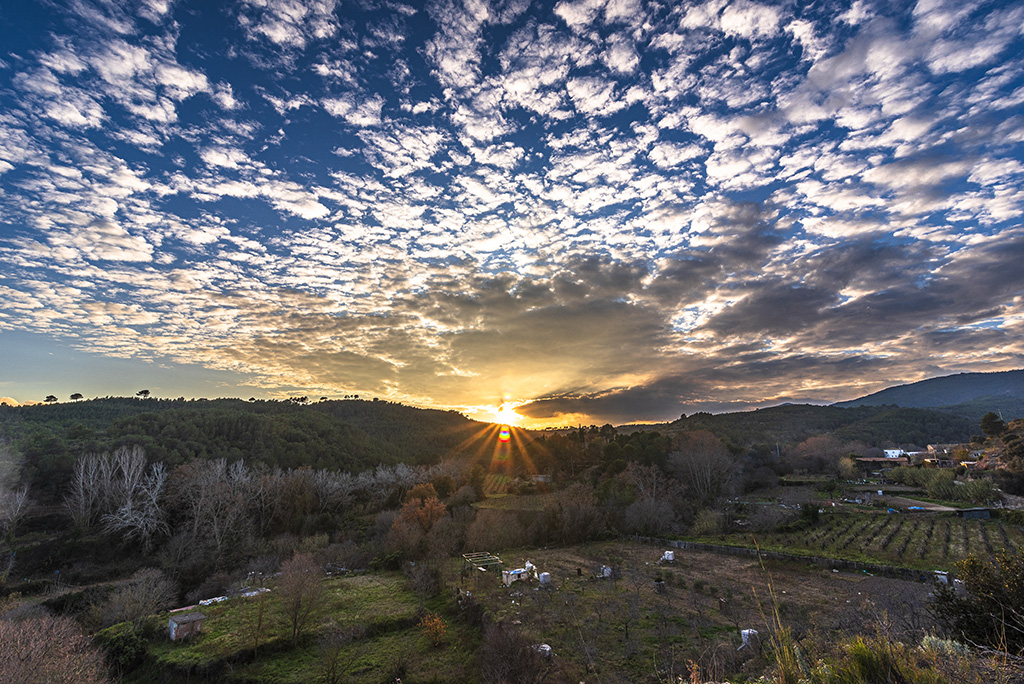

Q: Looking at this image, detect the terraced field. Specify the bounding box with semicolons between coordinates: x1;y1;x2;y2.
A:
481;472;511;496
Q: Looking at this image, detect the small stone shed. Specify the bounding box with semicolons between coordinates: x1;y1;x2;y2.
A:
168;612;206;641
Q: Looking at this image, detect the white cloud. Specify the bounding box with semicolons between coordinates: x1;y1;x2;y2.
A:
323;94;384;127
200;146;250;169
648;141;703;169
155;64;210;100
719;1;782;40
238;0;339;49
64;221;155;262
862;158;972;190
567;76;627;116
45;93;106;128
602;34;640;73
554;0;604;30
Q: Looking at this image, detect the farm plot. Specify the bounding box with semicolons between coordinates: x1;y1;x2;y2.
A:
466;540;937;684
709;512;1024;570
140;573;479;684
482;472;511;496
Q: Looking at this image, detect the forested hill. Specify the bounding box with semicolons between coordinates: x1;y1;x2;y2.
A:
0;398;483;496
636;404;975;452
832;369;1024;422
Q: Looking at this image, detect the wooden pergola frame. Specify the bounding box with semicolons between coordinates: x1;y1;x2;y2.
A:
462;552;503;581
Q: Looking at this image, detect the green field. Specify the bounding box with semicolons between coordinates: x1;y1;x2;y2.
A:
121;573;479;684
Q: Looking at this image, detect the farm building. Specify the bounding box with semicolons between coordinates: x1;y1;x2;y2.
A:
168;612;206;641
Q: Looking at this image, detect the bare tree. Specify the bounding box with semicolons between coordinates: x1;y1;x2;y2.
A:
101;462;168;549
0;440;21;489
319;622;368;684
0;613;110;683
0;550;15;583
169;458;253;561
107;446;148;512
0;485;30;540
65;448;149;532
479;621;546;684
239;585;275;658
313;469;355;516
359;463;416;511
65;455;104;528
616;462;682;535
622;461;673;503
669;430;733;505
792;435;845;474
95;568;176;631
276;552;326;647
623;497;676;536
249;466;285;537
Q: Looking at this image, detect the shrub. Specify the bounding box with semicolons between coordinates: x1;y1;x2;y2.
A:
418;612;447;647
96;622;147;676
691;508;723;535
932;550;1024;653
479;621;545;684
369;551;403;571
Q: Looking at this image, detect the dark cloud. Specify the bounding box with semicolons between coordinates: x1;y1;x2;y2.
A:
701;284;839;336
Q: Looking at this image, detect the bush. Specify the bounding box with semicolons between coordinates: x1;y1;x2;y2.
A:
369;551;403;571
418;612;447;647
932;550;1024;653
479;621;546;684
838;637;906;683
691;508;723;536
404;561;441;599
96;622;147;676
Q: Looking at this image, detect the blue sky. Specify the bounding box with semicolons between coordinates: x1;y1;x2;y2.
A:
0;0;1022;426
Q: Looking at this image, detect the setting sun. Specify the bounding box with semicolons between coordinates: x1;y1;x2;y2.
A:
491;403;522;425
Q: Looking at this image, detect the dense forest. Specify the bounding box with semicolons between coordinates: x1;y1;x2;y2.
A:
0;398;480;498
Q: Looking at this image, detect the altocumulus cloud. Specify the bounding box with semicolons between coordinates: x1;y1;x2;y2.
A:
0;0;1022;425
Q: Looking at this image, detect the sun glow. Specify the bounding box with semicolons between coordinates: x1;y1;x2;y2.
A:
491;403;522;425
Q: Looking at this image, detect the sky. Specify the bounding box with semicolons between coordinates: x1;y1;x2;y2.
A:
0;0;1023;427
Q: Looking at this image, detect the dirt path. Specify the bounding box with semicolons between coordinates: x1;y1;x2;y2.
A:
884;495;957;512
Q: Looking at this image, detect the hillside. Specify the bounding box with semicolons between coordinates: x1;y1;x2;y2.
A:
0;397;483;498
833;369;1024;422
629;403;974;450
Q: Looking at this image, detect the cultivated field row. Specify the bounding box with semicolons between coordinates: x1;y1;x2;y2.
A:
698;512;1024;571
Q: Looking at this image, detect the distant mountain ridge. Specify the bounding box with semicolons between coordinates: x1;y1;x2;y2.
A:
645;404;975;450
833;369;1024;422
